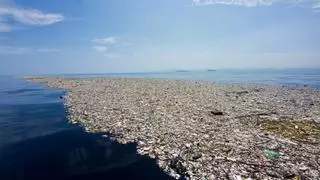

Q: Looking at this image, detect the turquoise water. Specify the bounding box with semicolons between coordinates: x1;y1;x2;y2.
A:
0;68;320;180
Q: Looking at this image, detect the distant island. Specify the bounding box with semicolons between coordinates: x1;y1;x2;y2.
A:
175;70;189;73
175;69;216;73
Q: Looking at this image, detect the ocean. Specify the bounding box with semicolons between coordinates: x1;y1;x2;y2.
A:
0;68;319;180
62;69;320;88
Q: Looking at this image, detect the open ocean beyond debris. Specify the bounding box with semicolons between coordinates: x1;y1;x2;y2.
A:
0;68;319;180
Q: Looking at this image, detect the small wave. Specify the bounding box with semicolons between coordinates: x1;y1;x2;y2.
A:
4;88;42;95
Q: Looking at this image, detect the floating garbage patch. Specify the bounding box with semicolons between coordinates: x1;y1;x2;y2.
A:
26;77;320;179
259;119;320;144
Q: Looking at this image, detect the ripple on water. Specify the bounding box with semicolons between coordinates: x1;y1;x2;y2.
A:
0;76;173;180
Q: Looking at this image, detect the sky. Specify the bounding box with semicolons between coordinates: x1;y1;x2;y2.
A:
0;0;320;75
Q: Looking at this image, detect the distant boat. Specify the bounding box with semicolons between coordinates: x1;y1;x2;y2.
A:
207;69;216;72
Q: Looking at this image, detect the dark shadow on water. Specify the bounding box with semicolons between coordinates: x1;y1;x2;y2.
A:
0;129;174;180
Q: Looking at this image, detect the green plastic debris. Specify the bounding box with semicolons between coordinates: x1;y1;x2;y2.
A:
262;149;279;158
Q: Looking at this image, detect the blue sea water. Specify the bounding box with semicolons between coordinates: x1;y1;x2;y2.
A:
0;76;173;180
0;68;320;180
62;68;320;88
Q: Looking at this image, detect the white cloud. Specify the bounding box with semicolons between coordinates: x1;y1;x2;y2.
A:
92;46;107;52
37;48;61;53
104;52;122;58
0;7;64;26
0;0;64;32
0;45;28;54
192;0;273;7
0;46;62;54
192;0;320;9
313;1;320;8
91;37;125;58
91;37;118;45
91;37;131;58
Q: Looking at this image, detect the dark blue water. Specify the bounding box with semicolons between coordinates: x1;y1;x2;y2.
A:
0;76;173;180
0;69;319;180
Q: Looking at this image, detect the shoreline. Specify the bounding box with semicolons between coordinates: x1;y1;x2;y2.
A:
26;76;320;179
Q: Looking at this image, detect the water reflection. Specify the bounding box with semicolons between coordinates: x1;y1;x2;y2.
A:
0;77;173;180
0;130;174;180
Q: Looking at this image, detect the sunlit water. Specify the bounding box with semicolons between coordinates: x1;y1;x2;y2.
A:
0;69;319;180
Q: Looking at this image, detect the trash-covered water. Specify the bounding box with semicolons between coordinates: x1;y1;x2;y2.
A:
61;68;320;88
0;68;319;180
0;76;173;180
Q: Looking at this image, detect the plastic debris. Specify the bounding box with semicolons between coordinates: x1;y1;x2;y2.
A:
262;149;279;158
26;76;320;179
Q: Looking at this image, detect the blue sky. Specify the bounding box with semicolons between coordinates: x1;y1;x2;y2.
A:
0;0;320;74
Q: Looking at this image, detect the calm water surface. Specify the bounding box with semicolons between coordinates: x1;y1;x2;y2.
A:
0;69;319;180
0;76;173;180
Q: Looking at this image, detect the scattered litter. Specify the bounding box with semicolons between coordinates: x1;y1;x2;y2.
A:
262;149;279;158
27;77;320;179
210;111;224;116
